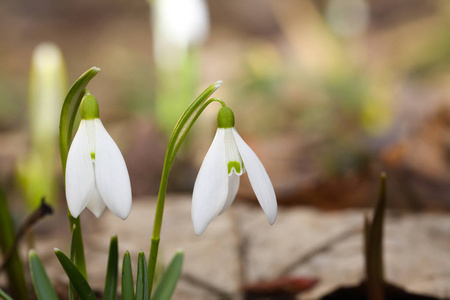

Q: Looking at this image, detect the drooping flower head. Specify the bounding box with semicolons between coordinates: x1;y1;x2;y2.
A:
192;105;277;235
65;94;132;219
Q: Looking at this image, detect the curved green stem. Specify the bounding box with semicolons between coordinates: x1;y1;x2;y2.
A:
147;82;223;297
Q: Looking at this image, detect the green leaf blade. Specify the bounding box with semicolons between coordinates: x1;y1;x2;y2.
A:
55;249;96;300
122;251;134;300
136;251;149;300
0;186;28;300
151;250;184;300
0;287;13;300
104;235;119;300
29;250;58;300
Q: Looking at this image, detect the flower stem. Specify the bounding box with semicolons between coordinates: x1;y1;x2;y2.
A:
147;83;223;297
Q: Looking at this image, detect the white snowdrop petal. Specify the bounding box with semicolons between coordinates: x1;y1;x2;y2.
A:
219;173;240;215
94;119;132;220
86;187;106;218
65;120;96;218
192;128;228;235
155;0;209;48
224;128;244;175
232;128;277;224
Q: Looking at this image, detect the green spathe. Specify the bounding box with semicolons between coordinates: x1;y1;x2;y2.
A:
217;106;235;128
80;95;100;120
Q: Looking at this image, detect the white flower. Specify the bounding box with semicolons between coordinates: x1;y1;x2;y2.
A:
65;95;132;219
152;0;210;70
191;106;277;235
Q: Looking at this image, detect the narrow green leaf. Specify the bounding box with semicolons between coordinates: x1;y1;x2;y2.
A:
122;251;134;300
151;250;184;300
29;250;58;300
0;186;28;300
54;249;96;300
104;235;119;300
136;251;149;300
366;173;386;300
0;287;13;300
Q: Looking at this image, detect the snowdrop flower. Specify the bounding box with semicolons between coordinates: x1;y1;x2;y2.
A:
152;0;210;71
65;94;132;219
192;106;277;235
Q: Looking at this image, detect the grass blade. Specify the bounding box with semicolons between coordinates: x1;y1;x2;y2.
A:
151;250;184;300
0;186;28;299
55;249;96;300
136;251;149;300
0;287;13;300
29;250;58;300
104;235;119;300
122;251;134;300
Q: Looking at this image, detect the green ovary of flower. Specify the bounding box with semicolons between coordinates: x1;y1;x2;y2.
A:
80;94;100;120
217;106;235;128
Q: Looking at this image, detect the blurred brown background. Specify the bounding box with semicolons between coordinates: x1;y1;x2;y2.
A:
2;0;450;213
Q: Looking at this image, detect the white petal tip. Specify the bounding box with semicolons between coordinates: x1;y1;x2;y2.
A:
68;206;81;219
193;220;208;236
92;211;103;218
116;211;131;220
69;211;81;219
192;208;215;235
108;203;131;220
214;80;223;89
267;212;277;225
194;230;203;236
111;201;131;220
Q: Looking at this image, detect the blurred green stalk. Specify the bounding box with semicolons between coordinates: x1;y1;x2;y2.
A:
17;42;67;209
0;186;28;299
155;50;200;137
149;0;209;137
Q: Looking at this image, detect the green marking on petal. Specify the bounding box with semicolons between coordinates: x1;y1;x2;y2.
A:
90;152;95;160
227;161;241;175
